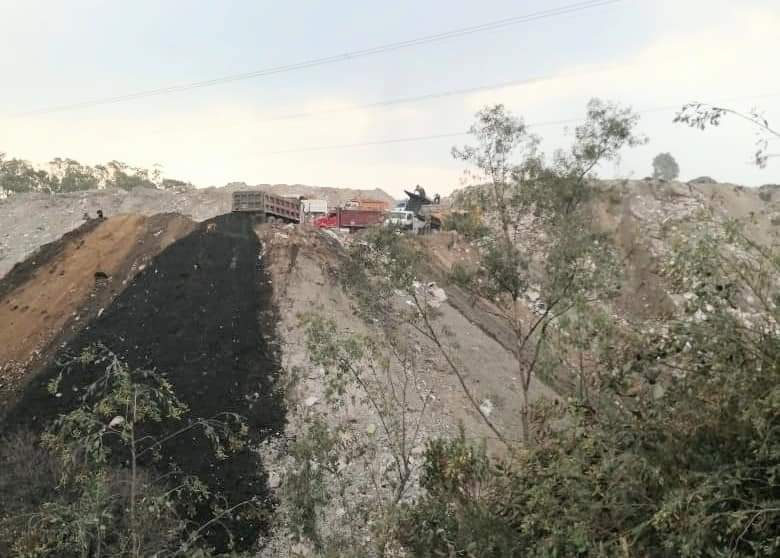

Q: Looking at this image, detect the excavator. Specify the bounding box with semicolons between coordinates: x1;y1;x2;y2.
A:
384;186;447;233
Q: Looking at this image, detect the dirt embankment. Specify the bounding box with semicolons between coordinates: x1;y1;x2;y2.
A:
0;213;195;405
265;225;553;437
2;213;285;552
257;224;555;554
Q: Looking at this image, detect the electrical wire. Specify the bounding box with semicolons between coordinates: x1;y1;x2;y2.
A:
267;92;780;154
16;0;624;116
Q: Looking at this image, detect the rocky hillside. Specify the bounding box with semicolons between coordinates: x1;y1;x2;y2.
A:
449;178;780;315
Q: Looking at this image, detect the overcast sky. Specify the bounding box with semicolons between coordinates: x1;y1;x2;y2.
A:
1;0;778;197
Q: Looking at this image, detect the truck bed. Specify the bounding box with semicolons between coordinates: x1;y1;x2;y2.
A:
232;191;301;222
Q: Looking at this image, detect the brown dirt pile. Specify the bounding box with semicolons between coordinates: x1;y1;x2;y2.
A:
0;213;195;403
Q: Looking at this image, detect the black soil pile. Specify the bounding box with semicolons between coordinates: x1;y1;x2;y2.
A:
2;213;284;552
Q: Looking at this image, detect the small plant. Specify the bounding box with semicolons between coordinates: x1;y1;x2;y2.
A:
282;415;342;548
1;344;253;557
280;313;432;555
449;261;478;291
443;211;489;240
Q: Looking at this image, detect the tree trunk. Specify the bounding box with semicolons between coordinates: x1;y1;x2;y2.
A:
520;376;531;445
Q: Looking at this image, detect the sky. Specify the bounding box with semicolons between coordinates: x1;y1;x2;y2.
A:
1;0;778;197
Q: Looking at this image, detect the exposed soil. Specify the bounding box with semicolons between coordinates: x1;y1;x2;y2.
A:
2;213;285;552
0;213;195;409
264;224;554;438
418;232;528;354
0;219;102;301
256;224;555;555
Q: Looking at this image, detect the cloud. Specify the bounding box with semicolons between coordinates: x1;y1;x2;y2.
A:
465;6;780;113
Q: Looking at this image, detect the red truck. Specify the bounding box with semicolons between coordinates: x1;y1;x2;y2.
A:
313;208;385;230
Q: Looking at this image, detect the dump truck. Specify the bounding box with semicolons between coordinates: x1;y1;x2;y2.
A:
313;208;385;230
232;191;301;223
344;198;389;211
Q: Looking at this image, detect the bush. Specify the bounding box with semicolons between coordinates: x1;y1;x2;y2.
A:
399;219;780;557
443;211;489;240
0;344;252;557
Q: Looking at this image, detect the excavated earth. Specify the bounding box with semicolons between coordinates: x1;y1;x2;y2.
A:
0;213;195;408
1;212;284;552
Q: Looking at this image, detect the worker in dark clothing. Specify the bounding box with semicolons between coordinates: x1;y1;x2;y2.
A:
97;209;104;220
414;184;427;200
433;193;440;204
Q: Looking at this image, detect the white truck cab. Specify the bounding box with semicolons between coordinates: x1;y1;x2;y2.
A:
385;209;426;233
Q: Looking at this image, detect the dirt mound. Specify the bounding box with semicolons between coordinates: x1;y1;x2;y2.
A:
2;212;284;551
0;213;195;404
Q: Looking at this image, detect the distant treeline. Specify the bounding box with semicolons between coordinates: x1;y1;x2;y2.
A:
0;152;192;195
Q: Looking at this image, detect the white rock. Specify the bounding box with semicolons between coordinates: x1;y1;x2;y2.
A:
303;396;319;408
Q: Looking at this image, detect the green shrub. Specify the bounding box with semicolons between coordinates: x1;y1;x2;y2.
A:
400;221;780;557
443;211;489;240
0;344;252;557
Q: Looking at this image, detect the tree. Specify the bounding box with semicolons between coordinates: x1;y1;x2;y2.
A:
447;98;645;444
400;214;780;557
652;152;680;180
675;102;780;168
396;107;780;556
49;157;100;192
0;155;53;194
1;151;191;196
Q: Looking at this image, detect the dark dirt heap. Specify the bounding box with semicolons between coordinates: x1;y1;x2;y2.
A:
2;213;284;551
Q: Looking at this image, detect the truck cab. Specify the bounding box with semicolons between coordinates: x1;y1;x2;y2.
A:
386;209;425;233
313;211;339;229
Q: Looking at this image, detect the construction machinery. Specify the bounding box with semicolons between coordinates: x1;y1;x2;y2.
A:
398;189;444;232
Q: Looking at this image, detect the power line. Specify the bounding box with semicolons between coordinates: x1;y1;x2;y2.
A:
143;63;629;141
17;0;624;116
268;109;659;154
256;70;590;123
267;92;780;155
271;131;470;154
